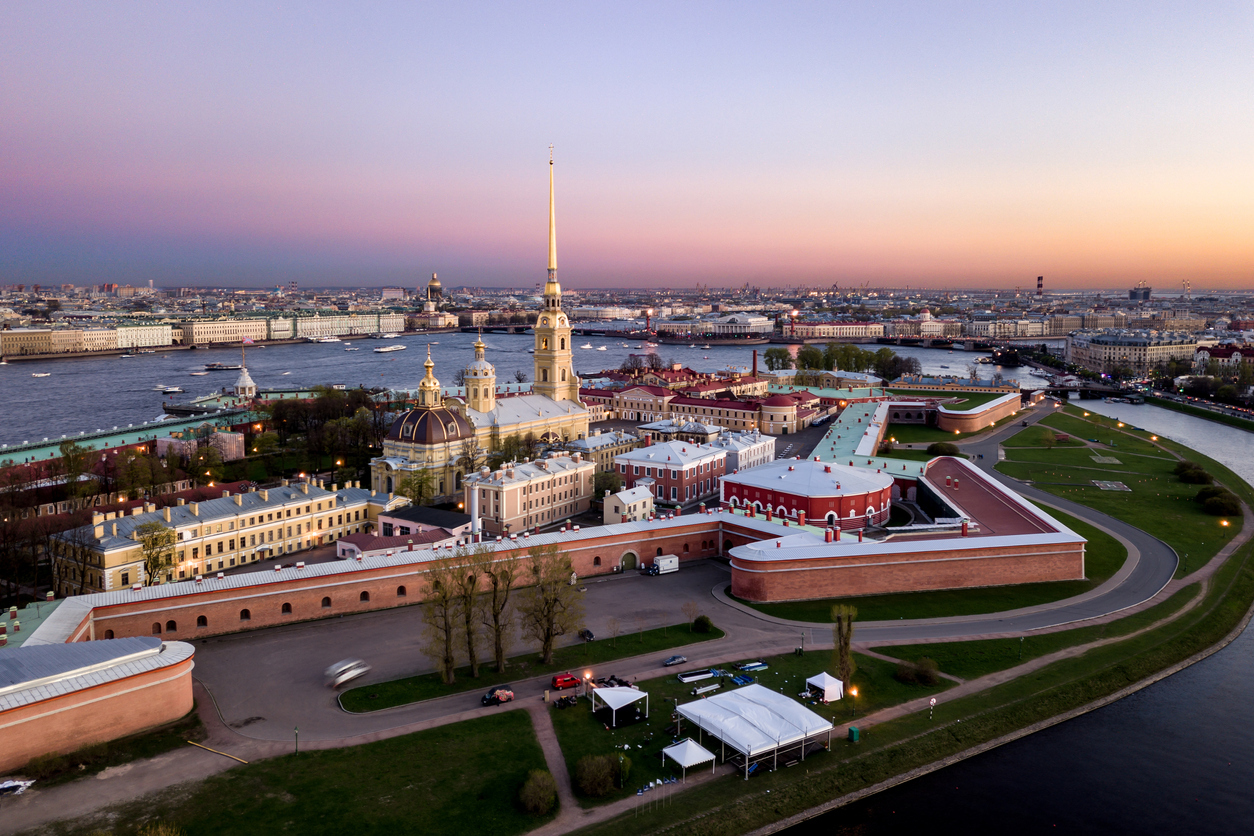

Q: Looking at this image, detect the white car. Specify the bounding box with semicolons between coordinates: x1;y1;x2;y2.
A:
325;659;370;688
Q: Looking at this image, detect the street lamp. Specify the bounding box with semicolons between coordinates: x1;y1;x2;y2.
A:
849;686;858;717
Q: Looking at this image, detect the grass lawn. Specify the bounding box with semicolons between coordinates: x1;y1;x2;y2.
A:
877;447;936;462
342;623;726;712
1001;423;1086;448
885;389;1007;409
61;711;555;836
732;503;1125;623
997;412;1241;576
1041;412;1166;456
20;707;205;787
885;412;1026;446
549;649;952;808
877;583;1199;680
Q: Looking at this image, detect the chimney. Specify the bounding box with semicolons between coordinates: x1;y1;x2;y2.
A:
163;507;171;522
177;498;186;506
301;483;310;494
94;524;105;538
825;527;833;543
752;349;758;378
330;483;337;492
222;490;230;498
961;518;969;536
260;489;268;501
111;522;117;537
190;503;200;516
92;512;104;525
234;494;243;506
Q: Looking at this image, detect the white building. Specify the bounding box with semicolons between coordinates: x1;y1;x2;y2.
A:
709;430;776;473
603;485;654;524
116;324;174;348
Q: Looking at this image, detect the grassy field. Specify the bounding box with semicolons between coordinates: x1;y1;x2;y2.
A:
732;503;1125;623
882;412;1024;445
550;649;952;808
1001;423;1085;448
20;708;205;787
342;623;725;712
877;583;1200;680
885;389;1008;409
876;446;936;462
998;412;1241;576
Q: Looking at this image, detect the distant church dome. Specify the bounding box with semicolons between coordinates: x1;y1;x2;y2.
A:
386;408;473;445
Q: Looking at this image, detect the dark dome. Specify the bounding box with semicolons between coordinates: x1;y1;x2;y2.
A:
386;408;474;445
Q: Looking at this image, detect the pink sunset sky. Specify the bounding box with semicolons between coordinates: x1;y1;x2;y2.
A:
2;2;1252;290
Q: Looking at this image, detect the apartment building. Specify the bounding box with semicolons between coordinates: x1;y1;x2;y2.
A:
603;485;654;524
709;430;776;473
175;319;269;346
1065;330;1198;375
786;321;885;340
565;429;641;473
116;324;174;348
614;440;727;506
51;480;406;595
463;451;595;536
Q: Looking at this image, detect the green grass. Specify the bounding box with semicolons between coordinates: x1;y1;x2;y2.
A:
341;623;726;712
1001;423;1086;448
47;711;555;836
877;447;937;462
731;503;1125;623
877;583;1200;680
886;389;1009;409
997;411;1241;576
549;649;952;808
19;707;205;787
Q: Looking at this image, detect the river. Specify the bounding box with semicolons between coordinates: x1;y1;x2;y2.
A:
0;335;1048;448
789;400;1254;835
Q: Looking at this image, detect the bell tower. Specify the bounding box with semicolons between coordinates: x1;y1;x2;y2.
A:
465;332;496;413
417;345;442;408
533;146;580;403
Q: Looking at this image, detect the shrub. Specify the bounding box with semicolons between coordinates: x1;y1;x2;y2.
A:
1173;460;1205;477
894;657;941;686
1204;494;1242;517
615;754;632;787
1194;486;1229;504
1179;468;1213;485
692;614;714;634
926;442;960;456
138;825;186;836
575;754;615;797
518;769;557;815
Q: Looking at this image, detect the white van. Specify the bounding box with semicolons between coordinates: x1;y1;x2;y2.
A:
325;659;370;688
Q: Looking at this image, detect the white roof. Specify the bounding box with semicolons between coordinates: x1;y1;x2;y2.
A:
806;672;844;700
615;439;727;467
463;393;587;429
722;458;892;497
592;685;647;711
611;486;653;505
663;738;717;769
676;683;833;757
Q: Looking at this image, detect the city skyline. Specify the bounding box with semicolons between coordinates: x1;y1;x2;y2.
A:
3;2;1253;290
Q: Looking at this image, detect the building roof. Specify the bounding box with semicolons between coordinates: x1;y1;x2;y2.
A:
610;486;654;505
668;396;758;411
338;530;453;551
615;440;727;467
463;393;587;430
618;385;675;398
567;431;639;451
383;504;473;529
387;407;475;444
469;454;593;488
722;458;893;496
710;431;772;452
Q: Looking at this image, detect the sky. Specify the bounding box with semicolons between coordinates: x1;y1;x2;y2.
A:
2;2;1253;291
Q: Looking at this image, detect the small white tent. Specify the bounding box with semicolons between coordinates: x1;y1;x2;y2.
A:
589;685;648;727
662;738;716;781
805;672;844;703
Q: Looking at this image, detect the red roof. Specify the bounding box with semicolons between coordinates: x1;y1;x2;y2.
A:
670;396;757;411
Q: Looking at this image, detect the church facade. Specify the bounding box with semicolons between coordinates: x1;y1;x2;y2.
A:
370;153;590;502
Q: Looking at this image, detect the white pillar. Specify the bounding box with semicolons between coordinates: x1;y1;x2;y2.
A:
470;483;481;541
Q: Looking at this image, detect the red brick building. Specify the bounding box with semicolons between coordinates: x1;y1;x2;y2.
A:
614;439;726;506
720;459;893;529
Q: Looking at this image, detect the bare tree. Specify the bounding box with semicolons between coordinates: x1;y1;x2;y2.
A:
450;548;484;678
421;562;462;685
607;616;622;648
517;544;584;664
457;439;485;475
831;604;857;687
134;521;176;585
681;600;699;630
480;548;520;672
634;613;645;641
514;369;528;384
452;368;468;387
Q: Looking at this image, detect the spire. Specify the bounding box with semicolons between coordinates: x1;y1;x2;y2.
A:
417;343;440;408
548;144;557;278
473;328;486;360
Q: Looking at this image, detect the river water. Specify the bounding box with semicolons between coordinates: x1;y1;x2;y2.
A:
791;400;1254;835
0;335;1048;448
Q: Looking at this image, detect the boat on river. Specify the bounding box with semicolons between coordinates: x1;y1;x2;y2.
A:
373;344;407;353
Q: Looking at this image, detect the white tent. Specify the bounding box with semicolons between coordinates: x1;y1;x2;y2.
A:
589;685;648;727
662;738;716;781
676;683;834;778
805;672;844;703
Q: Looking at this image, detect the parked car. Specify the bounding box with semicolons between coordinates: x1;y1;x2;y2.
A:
663;655;687;667
578;628;595;641
482;685;515;706
324;659;370;689
552;672;581;690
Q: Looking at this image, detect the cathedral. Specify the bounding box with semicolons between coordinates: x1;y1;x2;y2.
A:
371;153;590;501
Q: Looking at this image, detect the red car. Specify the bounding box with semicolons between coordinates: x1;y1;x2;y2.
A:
552;673;580;690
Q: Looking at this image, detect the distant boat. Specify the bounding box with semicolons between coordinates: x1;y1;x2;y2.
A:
137;349;156;354
345;347;360;351
527;348;535;354
189;371;209;376
940;364;950;369
313;336;341;343
376;332;401;339
702;344;711;349
204;362;241;371
282;371;291;375
163;386;183;394
32;373;50;377
119;354;135;358
596;346;607;351
374;344;407;354
580;343;593;349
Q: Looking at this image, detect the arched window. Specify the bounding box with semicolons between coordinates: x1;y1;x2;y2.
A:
196;615;208;628
104;629;115;639
560;337;566;350
397;586;407;597
152;623;161;635
542;338;549;349
282;602;292;614
561;369;567;381
360;591;370;602
541;369;549;382
683;543;690;553
826;512;837;525
240;609;251;621
165;620;177;633
593;556;601;567
473;387;479;399
724;539;733;552
656;547;664;556
322;597;332;608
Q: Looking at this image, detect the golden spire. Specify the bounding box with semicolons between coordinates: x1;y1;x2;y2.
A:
547;144;557;278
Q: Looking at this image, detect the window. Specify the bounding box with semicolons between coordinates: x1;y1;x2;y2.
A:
282;602;293;614
240;609;251;621
322;597;332;608
397;586;407;597
657;547;664;556
671;487;678;500
683;543;689;553
360;591;370;602
165;620;177;633
104;629;114;639
593;556;601;567
152;623;162;634
196;615;208;628
121;571;130;585
217;542;224;554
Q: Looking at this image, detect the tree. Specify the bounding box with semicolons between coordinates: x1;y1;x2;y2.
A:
514;369;529;384
421;561;462;684
517;544;584;664
619;355;644;373
452;368;467;387
681;600;699;630
58;440;93;498
519;769;557;815
195;445;225;485
796;345;824;371
607;616;622;648
450;548;484;678
831;604;857;687
398;469;436;505
457;439;485;475
594;470;622;498
134;521;176;585
763;347;792;371
480;549;519;672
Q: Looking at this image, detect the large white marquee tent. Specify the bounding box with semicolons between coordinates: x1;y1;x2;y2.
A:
676;683;833;778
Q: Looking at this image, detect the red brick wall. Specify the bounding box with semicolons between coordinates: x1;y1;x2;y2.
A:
0;654;194;773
